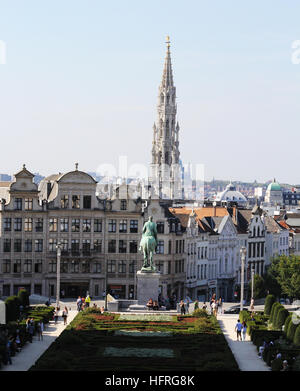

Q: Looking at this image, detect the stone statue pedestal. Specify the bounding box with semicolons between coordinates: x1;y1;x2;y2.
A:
136;270;160;305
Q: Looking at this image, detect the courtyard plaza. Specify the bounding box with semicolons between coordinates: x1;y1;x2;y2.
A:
1;299;286;371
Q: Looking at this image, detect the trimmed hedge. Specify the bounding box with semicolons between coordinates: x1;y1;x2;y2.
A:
251;329;283;347
264;294;276;316
287;319;298;342
18;289;30;307
270;303;282;325
274;308;289;330
239;310;250;323
294;324;300;347
5;296;21;322
192;309;209;318
284;314;292;337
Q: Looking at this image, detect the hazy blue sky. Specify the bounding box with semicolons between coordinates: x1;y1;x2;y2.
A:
1;1;300;183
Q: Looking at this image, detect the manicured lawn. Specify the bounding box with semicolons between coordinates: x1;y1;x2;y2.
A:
30;309;239;371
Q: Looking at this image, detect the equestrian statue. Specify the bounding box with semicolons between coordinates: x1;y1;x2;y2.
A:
139;216;157;272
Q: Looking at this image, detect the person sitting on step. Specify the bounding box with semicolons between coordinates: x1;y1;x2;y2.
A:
146;298;154;310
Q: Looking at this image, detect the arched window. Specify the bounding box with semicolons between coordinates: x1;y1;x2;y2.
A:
160;94;164;104
253;227;256;237
166;95;170;104
257;226;260;236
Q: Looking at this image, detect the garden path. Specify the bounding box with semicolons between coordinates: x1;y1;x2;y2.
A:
218;314;270;371
1;309;77;371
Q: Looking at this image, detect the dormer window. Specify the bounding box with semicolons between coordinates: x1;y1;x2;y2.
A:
72;195;80;209
83;195;91;209
61;195;69;209
120;199;127;211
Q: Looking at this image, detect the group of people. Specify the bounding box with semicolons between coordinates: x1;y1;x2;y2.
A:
76;294;91;312
53;306;69;325
146;298;159;311
209;294;223;317
258;340;290;371
234;319;248;341
25;317;44;342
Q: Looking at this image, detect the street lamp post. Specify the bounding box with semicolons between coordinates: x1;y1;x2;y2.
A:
104;259;108;311
240;246;246;312
251;265;255;300
56;242;61;309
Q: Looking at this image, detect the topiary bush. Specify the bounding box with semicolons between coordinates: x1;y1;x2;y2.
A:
239;310;250;323
264;294;276;316
275;308;289;330
284;314;292;337
5;296;21;322
287;318;298;342
18;289;30;307
293;324;300;347
270;303;282;326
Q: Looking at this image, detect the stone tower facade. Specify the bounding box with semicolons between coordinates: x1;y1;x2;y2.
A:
150;37;182;200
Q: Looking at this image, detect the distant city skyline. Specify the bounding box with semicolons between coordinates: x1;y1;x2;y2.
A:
1;1;300;183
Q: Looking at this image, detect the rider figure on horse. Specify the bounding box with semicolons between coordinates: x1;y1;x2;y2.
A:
139;216;157;272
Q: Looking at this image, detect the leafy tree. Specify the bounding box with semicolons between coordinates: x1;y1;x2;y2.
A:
273;255;300;300
263;260;282;298
248;274;265;299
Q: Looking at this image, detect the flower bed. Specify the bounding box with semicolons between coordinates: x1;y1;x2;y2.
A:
30;308;239;371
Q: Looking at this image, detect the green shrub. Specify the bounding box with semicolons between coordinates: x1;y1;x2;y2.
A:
287;319;298;342
264;294;276;316
18;289;30;307
192;309;208;318
284;315;292;337
269;302;279;323
275;308;289;330
293;324;300;347
5;296;21;322
239;310;250;323
270;303;282;326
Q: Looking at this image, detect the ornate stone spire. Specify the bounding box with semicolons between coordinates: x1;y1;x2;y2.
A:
160;36;174;89
150;36;182;199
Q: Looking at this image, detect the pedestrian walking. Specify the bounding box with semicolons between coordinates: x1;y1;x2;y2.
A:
186;299;190;314
85;294;91;308
194;299;199;310
37;321;43;341
250;297;255;312
212;301;218;317
218;297;223;314
180;300;186;315
242;321;247;341
54;308;59;324
76;296;82;312
202;302;207;310
28;322;34;343
235;319;243;341
62;306;68;325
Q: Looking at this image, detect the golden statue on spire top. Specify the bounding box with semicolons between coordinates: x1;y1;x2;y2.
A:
166;35;170;48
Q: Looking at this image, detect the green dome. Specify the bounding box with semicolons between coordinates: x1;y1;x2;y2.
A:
268;180;281;191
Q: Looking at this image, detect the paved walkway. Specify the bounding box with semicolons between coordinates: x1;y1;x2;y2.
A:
1;310;77;371
218;314;270;371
